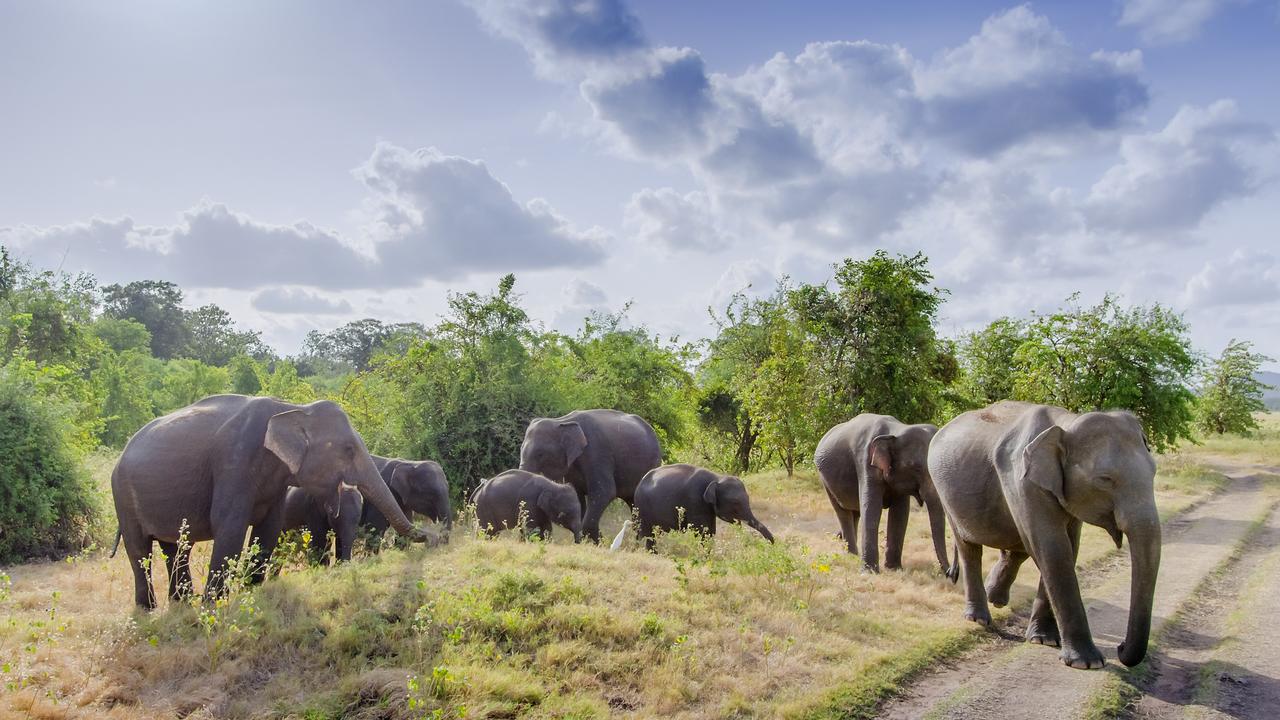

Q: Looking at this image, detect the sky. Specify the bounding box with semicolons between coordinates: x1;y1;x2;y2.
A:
1;0;1278;368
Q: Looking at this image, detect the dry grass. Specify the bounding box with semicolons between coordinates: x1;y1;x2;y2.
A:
0;450;1229;719
1185;412;1280;467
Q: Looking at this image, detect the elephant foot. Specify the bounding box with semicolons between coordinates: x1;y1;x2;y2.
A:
963;604;992;626
1025;619;1061;647
1059;643;1105;670
884;560;903;571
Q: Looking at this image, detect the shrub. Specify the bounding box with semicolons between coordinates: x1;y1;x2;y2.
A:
0;367;98;562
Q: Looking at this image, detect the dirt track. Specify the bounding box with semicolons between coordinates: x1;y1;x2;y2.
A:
877;460;1280;720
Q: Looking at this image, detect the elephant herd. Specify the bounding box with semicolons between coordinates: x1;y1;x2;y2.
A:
111;394;1161;671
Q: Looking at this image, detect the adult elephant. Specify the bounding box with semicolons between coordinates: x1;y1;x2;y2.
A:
281;485;363;564
815;414;950;574
470;469;583;542
111;394;431;609
928;401;1160;669
519;409;661;543
364;456;453;551
633;464;774;551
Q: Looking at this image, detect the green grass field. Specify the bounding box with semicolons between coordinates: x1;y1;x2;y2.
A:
1;422;1264;720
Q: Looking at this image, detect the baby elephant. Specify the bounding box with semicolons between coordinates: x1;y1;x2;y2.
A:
470;470;583;542
281;485;364;564
634;464;774;550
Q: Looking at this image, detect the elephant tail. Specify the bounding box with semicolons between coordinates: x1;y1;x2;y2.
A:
946;539;960;584
109;526;122;558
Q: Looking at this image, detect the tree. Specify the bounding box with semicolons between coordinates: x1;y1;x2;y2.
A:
955;318;1026;407
101;280;191;359
228;355;264;395
155;359;229;412
741;319;813;476
93;349;156;447
1013;294;1197;451
184;304;269;365
91;317;152;354
1196;340;1274;435
302;318;423;373
791;251;949;427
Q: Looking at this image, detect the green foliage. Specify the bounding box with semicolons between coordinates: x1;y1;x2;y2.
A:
92;349;157;447
185;303;268;365
303;318;427;373
1012;294;1197;451
954;317;1025;408
156;359;230;412
91;317;151;353
740;312;814;476
101;280;191;359
260;360;317;403
1196;339;1273;436
0;367;97;562
228;354;264;395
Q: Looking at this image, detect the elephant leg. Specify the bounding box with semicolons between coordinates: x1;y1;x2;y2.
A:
205;519;252;600
159;540;193;602
884;495;911;570
958;538;992;626
247;509;285;582
306;518;330;564
1028;529;1103;669
581;489;614;544
985;550;1029;608
122;525;156;610
824;487;859;555
639;519;657;552
1027;578;1061;647
858;469;885;572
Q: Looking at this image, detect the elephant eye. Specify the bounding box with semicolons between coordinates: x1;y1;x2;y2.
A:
1095;475;1116;486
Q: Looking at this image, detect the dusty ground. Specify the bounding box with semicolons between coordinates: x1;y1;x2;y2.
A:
877;458;1280;720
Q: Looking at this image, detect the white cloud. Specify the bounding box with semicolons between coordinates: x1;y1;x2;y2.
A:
251;287;354;315
467;0;647;77
1183;249;1280;307
624;188;731;251
1119;0;1242;45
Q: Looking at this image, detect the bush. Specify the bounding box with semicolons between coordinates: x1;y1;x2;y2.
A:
0;367;98;562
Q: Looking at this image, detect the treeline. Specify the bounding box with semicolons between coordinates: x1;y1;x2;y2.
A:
0;246;1270;561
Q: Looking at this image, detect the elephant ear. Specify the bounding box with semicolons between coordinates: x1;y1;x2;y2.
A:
536;488;557;517
702;479;718;507
388;463;413;502
560;422;588;467
867;435;895;479
1022;425;1067;506
265;409;310;476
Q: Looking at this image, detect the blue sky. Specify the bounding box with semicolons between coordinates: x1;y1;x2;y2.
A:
2;0;1277;367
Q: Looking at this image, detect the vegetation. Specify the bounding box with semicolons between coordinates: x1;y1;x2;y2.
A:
1196;340;1274;436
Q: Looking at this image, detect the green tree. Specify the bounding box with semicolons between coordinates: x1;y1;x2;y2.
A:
954;318;1026;407
93;349;157;447
740;319;813;476
260;360;317;404
228;355;264;395
1196;340;1273;435
91;317;152;353
102;280;191;359
184;303;269;365
1013;294;1196;451
156;359;229;412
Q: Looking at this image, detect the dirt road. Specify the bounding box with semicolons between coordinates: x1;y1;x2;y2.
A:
876;460;1280;720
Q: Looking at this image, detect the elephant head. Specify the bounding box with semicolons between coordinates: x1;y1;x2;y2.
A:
388;461;452;532
265;401;431;544
519;419;587;483
704;476;774;543
1023;411;1160;667
538;483;584;543
867;424;951;573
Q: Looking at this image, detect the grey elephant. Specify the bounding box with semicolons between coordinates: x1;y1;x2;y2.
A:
281;485;363;564
519;409;661;543
111;394;430;609
470;469;583;542
633;464;774;551
928;401;1160;669
815;414;950;574
363;456;453;551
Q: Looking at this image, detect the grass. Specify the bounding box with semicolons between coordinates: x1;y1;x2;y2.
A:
1184;412;1280;466
0;445;1235;719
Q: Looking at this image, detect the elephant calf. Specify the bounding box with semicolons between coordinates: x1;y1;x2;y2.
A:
633;464;774;551
281;485;363;564
470;470;583;542
364;456;453;551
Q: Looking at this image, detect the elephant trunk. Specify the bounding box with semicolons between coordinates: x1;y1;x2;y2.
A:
921;480;951;575
746;516;775;544
356;455;432;544
1117;505;1161;667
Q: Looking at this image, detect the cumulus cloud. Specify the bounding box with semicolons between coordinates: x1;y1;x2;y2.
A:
1084;100;1276;238
2;143;607;290
624;188;731;251
251;287;354;315
467;0;646;76
1119;0;1241;45
551;278;612;332
1183;249;1280;307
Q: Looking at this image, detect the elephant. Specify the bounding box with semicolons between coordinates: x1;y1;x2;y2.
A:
519;409;661;543
927;400;1160;669
281;485;363;564
633;464;774;551
363;456;452;551
111;394;431;609
470;469;583;542
814;414;950;574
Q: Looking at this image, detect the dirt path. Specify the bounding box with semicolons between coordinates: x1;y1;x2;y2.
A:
877;462;1279;720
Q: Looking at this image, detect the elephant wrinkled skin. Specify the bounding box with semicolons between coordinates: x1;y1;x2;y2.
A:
471;469;583;542
928;401;1161;670
815;414;950;574
111;394;430;609
519;409;661;543
633;463;774;550
281;485;363;564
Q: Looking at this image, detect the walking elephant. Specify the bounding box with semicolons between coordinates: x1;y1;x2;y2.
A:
633;464;774;551
111;394;431;609
928;401;1160;669
281;485;363;564
363;456;452;551
470;469;583;542
815;414;950;574
519;409;661;543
